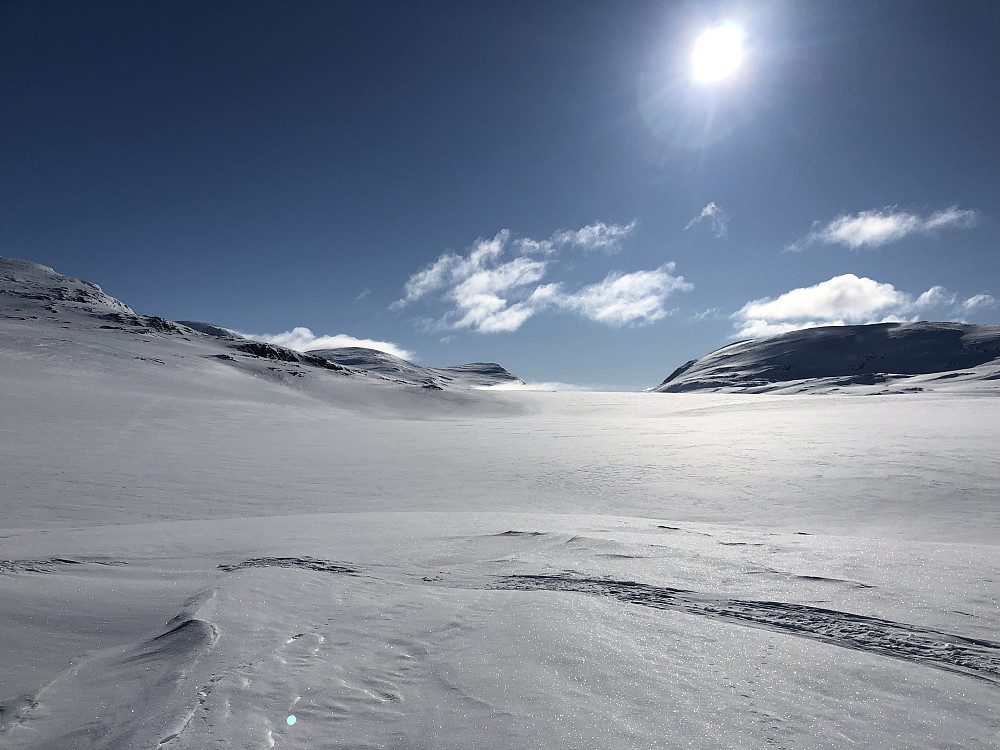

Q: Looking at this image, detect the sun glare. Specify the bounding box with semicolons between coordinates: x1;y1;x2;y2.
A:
691;24;744;83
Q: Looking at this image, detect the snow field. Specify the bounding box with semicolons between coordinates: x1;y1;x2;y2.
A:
1;257;998;747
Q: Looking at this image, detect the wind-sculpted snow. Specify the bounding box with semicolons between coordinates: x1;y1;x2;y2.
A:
218;556;360;575
0;557;127;574
0;607;218;748
1;516;998;749
652;321;1000;393
491;573;1000;685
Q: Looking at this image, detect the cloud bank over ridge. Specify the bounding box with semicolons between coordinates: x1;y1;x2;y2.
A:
243;328;415;360
733;274;994;338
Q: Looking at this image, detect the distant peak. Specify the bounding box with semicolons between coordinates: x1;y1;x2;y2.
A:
311;346;523;389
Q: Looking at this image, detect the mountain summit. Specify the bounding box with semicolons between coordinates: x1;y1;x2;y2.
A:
651;322;1000;394
0;257;135;318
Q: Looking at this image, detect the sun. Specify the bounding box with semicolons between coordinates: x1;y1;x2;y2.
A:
691;24;745;83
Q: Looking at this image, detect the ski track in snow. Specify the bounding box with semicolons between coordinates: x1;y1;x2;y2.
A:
488;573;1000;686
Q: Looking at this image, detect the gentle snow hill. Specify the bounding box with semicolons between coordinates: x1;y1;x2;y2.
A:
310;346;524;389
0;256;351;376
651;322;1000;394
0;257;522;396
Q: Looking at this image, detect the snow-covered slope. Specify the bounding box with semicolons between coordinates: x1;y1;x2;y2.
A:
311;346;524;389
2;257;999;749
0;257;521;397
652;322;1000;394
0;256;136;317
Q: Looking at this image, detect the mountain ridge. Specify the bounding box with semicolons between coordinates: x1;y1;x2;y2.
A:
310;346;524;390
0;256;521;392
651;322;1000;394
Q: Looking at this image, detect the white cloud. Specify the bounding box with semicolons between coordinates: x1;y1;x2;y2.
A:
787;205;977;251
913;286;956;309
738;274;906;322
515;238;556;255
730;273;978;338
243;327;414;360
444;254;548;333
963;293;998;310
392;222;686;333
392;230;512;309
541;265;692;326
923;206;978;231
684;202;729;238
551;220;638;254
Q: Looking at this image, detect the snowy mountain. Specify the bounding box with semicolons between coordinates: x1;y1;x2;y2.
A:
310;346;523;390
0;256;136;317
651;322;1000;394
0;257;521;395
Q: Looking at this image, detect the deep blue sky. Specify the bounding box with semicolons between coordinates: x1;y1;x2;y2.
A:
3;0;998;389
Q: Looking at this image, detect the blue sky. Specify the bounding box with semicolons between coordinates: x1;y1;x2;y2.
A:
2;1;998;390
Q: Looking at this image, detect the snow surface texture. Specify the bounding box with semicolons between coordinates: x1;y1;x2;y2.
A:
651;322;1000;394
1;256;998;748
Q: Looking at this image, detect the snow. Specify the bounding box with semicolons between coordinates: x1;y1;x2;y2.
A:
1;257;998;748
651;321;1000;394
309;346;524;389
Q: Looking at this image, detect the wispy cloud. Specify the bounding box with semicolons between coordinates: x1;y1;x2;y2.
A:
392;223;689;333
787;205;977;251
684;202;729;238
690;307;720;321
533;265;691;326
390;223;639;317
963;293;998;311
551;220;638;254
913;286;956;308
243;327;414;359
732;274;995;338
391;230;513;310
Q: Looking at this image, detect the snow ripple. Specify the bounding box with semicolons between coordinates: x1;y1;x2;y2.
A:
490;573;1000;686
